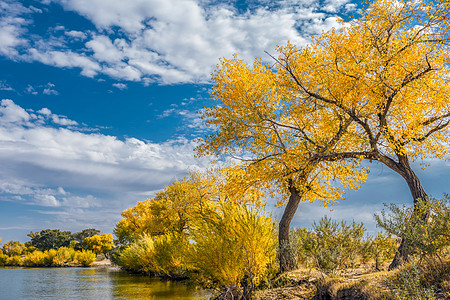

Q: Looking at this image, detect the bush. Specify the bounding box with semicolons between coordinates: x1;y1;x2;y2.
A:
23;250;46;267
5;255;22;266
53;247;76;266
0;251;8;266
118;234;156;273
387;263;436;299
189;202;277;298
117;233;191;277
75;250;96;267
44;249;57;266
294;216;367;272
366;233;400;270
375;196;450;261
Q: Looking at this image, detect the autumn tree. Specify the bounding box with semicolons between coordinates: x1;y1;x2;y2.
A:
83;233;113;256
73;229;101;246
273;0;450;268
198;0;450;270
114;169;263;246
2;240;24;256
197;56;367;271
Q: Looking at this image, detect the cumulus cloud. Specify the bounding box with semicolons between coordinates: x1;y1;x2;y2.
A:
112;83;127;90
0;0;32;57
0;0;351;84
0;99;210;236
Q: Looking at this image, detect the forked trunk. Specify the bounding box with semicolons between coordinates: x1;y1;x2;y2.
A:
388;155;428;270
278;182;302;272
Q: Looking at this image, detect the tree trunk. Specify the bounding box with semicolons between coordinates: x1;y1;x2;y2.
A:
387;155;428;270
278;181;302;272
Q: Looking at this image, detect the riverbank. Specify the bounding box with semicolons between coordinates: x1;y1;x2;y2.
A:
91;258;113;267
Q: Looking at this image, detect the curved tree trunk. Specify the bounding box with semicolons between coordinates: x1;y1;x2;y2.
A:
387;155;428;270
278;181;302;272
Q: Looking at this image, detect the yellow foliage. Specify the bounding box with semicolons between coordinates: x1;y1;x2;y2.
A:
198;0;450;210
23;250;46;267
114;168;263;246
74;250;96;267
83;233;113;255
119;233;191;277
189;201;277;288
5;255;22;266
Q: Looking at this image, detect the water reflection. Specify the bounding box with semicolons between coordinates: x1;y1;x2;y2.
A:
0;267;209;299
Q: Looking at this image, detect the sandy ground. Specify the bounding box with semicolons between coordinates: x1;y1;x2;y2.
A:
90;259;113;267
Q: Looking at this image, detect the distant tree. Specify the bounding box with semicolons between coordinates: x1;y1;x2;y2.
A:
29;229;73;251
73;229;101;246
83;234;113;256
2;241;24;256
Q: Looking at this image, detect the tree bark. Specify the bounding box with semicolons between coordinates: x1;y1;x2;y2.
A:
387;155;428;270
278;181;302;272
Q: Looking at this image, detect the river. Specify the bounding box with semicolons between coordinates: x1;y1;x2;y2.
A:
0;267;210;299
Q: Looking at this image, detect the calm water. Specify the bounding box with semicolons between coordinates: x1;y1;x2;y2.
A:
0;267;210;300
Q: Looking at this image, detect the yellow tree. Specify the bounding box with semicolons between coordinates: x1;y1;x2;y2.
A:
114;168;264;246
197;56;368;271
199;0;450;270
272;0;450;268
83;233;113;256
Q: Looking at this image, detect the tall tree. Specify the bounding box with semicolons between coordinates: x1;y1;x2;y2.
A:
274;0;450;268
197;57;367;271
199;0;450;270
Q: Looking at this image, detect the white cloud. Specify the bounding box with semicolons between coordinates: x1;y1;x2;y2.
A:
0;99;210;235
0;1;32;57
0;80;14;91
64;30;87;40
112;83;127;90
1;0;350;84
42;82;59;95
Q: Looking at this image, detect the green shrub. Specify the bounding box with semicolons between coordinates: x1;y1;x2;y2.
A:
75;250;96;266
294;216;366;272
387;263;436;299
375;196;450;261
366;233;400;270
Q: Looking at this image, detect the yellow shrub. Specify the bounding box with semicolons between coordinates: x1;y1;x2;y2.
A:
75;250;96;267
53;247;76;266
6;255;22;266
151;233;191;277
44;249;57;265
23;250;46;266
118;234;156;273
190;201;277;289
0;252;7;265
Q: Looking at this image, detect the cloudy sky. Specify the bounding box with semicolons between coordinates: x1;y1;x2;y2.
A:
0;0;449;243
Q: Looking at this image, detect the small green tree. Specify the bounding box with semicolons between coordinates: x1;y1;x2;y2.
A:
375;196;450;263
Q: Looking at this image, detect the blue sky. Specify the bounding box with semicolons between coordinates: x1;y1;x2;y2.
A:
0;0;448;243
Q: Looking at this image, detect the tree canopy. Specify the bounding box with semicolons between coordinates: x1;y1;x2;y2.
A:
198;0;450;270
